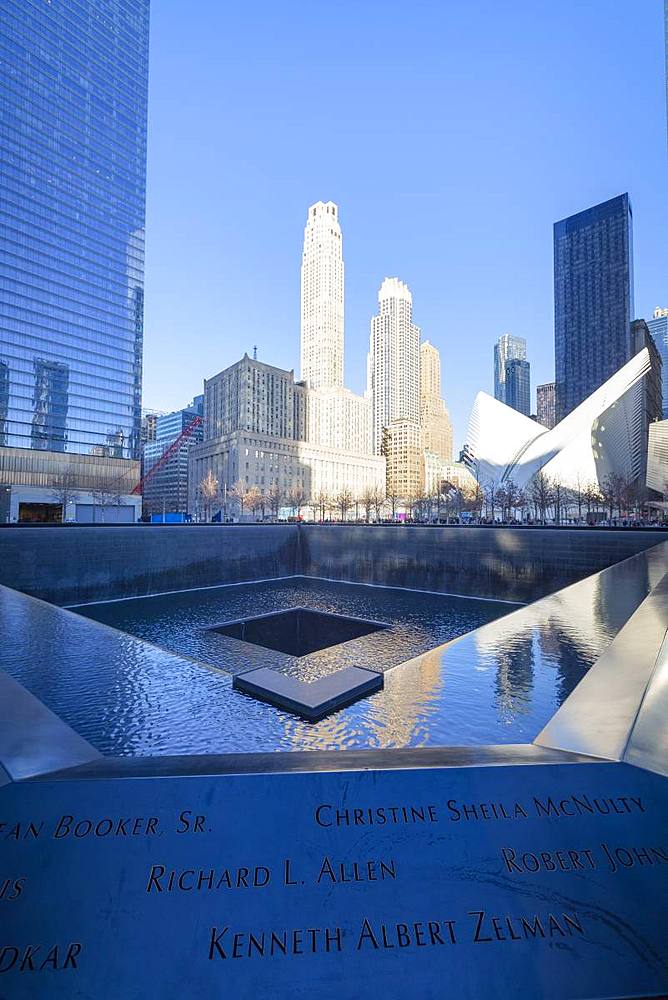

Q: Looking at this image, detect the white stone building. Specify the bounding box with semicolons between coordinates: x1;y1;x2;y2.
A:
368;278;421;455
300;201;344;390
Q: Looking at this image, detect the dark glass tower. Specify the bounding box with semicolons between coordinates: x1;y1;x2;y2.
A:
554;194;634;421
0;1;150;473
504;358;531;417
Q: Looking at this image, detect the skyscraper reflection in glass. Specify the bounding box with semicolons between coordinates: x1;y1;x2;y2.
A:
0;0;150;463
554;194;634;422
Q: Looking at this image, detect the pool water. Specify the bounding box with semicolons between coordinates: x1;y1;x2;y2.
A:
4;574;595;756
72;577;513;682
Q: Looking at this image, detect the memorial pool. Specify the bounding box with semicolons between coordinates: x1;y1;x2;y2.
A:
0;574;615;756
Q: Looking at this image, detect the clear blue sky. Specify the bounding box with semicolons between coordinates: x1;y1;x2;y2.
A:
143;0;667;450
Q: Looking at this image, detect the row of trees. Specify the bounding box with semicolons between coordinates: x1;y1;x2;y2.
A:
50;469;133;521
196;469;656;524
482;472;650;524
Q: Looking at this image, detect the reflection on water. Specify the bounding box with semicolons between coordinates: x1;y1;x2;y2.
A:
1;561;651;756
72;579;510;682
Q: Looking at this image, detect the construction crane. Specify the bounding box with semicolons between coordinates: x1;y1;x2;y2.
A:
132;414;202;495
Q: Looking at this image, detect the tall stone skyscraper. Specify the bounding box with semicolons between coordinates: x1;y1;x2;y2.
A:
0;0;150;523
368;278;420;454
419;341;453;463
494;334;526;404
300;201;344;389
554;194;634;422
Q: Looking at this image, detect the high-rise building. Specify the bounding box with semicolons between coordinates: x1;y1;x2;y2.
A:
383;420;423;499
536;382;556;430
647;308;668;419
504;358;531;416
142;397;203;518
554;194;634;422
141;411;163;446
494;335;526;404
190;355;385;514
306;388;373;455
300;202;344;389
0;0;149;523
368;278;420;455
419;341;453;463
630;319;663;488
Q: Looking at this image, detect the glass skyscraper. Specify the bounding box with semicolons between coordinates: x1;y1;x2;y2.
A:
648;308;668;420
554;194;634;422
0;0;150;518
504;358;531;417
494;334;526;405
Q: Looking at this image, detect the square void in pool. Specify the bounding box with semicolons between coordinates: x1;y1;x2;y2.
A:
210;607;388;657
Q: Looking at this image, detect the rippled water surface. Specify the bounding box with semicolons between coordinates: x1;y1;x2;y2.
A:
6;574;614;756
73;578;512;681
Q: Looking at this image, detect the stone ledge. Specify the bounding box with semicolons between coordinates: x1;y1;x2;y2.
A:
233;665;383;721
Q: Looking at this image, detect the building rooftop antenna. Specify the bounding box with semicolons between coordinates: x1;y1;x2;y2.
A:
253;345;257;360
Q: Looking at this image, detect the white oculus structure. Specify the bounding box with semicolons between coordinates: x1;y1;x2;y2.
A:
464;348;651;489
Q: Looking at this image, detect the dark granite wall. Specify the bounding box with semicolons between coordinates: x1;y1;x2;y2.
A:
299;526;667;603
0;524;665;606
0;526;300;605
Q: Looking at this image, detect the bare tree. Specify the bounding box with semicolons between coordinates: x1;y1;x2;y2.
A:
199;470;219;522
51;468;80;521
551;479;567;525
267;484;284;521
372;487;386;522
287;485;307;519
483;479;498;521
360;486;374;524
90;473;123;523
529;471;553;523
599;475;616;521
336;488;354;522
385;488;402;521
245;486;263;520
314;488;329;522
229;479;249;520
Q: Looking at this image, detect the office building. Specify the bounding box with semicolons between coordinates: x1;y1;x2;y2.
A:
142;397;204;517
368;278;421;455
0;0;149;523
647;307;668;419
504;357;531;416
141;411;163;446
630;320;663;488
382;420;423;499
494;335;526;404
190;356;384;514
419;341;453;463
306;387;373;455
536;382;556;430
300;202;344;389
554;194;634;421
300;200;373;455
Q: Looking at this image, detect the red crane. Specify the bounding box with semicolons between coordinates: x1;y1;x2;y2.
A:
132;414;202;495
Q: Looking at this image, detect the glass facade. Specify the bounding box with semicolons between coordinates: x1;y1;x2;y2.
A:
504;357;531;416
142;397;204;515
647;312;668;420
493;334;526;404
0;0;150;462
554;194;634;422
